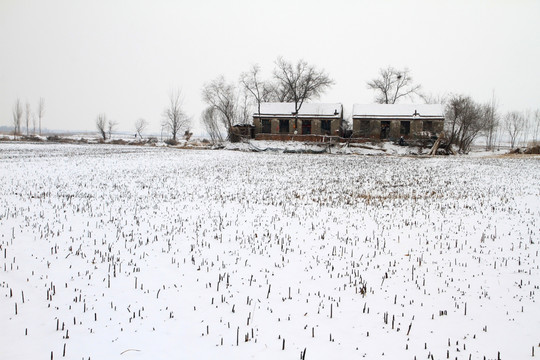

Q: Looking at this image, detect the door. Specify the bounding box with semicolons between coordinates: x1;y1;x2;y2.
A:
302;120;311;135
279;119;289;134
381;121;390;139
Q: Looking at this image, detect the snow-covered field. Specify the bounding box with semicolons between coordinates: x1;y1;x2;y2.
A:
1;143;538;360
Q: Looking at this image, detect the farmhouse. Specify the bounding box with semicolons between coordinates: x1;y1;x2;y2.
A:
253;103;343;138
352;104;444;140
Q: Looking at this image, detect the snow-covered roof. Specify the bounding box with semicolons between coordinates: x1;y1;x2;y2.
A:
352;104;444;120
255;103;342;118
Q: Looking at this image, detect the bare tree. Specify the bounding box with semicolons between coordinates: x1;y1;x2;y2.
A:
367;66;421;104
163;89;190;142
107;120;118;140
202;76;237;137
483;93;499;151
201;106;224;144
269;80;293;102
38;98;45;136
96;113;107;140
240;64;274;118
25;102;31;136
237;89;252;125
160;122;167;142
32;113;36;135
273;57;334;129
421;92;448;105
533;109;540;145
134;118;148;139
504;111;525;149
12;99;23;135
520;109;532;147
445;94;487;153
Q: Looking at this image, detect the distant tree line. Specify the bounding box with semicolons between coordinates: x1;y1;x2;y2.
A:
93;89;191;143
423;92;540;152
11;97;45;136
10;61;539;151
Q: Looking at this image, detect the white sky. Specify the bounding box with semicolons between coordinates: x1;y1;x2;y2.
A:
1;0;539;135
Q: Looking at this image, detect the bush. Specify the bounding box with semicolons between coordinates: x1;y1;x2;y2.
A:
22;135;44;142
110;139;128;145
229;133;241;143
164;138;178;146
524;145;540;154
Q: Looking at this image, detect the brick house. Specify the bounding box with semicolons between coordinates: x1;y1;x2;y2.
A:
352;104;444;140
253;103;343;138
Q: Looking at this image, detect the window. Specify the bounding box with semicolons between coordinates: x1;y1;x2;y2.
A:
400;121;410;136
321;120;331;135
302;120;311;135
360;121;370;137
423;121;433;133
262;119;271;133
279;119;289;134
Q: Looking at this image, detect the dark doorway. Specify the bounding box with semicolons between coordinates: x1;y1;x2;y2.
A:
262;119;271;134
321;120;331;135
380;121;390;139
400;121;410;136
302;120;311;135
279;119;289;134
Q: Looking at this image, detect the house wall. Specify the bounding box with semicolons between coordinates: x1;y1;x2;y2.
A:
433;120;444;134
370;120;381;138
353;118;445;139
353;119;379;137
253;118;262;134
254;117;342;137
330;119;341;136
411;120;423;136
253;118;289;134
390;121;401;138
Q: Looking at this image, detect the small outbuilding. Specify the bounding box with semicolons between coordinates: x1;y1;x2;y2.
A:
253;103;343;138
232;124;255;139
352;104;444;140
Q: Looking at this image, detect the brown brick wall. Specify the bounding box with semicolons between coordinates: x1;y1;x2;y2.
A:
353;119;445;139
254;117;342;137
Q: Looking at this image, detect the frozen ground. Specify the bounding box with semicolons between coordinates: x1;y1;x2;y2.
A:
0;143;539;360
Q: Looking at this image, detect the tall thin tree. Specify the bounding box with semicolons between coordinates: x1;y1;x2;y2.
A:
484;92;499;151
96;113;107;140
504;111;525;149
201;106;224;144
38;98;45;136
107;120;118;140
240;64;274;120
12;99;23;136
533;109;540;145
25;102;31;136
163;89;190;142
134;118;148;139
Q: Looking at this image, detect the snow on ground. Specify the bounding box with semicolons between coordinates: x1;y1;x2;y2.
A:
0;143;539;360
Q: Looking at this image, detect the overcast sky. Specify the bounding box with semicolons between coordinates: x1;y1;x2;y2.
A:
1;0;539;135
